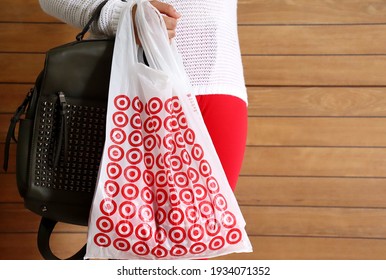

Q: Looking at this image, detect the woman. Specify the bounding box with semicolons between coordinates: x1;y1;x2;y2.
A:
38;0;248;191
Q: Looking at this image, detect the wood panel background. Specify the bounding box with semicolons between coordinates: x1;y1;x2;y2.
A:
1;0;386;260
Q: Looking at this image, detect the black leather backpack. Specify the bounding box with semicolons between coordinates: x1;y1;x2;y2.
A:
3;0;113;259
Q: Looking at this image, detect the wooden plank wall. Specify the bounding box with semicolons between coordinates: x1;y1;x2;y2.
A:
1;0;386;259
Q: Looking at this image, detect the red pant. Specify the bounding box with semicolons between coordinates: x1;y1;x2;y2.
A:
196;94;248;191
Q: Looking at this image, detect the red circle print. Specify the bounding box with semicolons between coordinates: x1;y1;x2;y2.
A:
110;128;126;144
121;183;139;200
103;180;119;198
96;216;114;233
115;220;134;238
114;95;130;110
94;233;111;247
132;96;144;113
112;111;129;127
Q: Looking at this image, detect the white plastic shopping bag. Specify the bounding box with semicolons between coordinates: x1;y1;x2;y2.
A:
85;0;252;259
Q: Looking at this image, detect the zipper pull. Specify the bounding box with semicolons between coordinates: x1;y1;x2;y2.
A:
53;92;69;167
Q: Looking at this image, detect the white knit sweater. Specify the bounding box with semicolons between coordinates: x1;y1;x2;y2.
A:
39;0;247;103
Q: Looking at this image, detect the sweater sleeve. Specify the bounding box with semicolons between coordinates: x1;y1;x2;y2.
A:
38;0;127;37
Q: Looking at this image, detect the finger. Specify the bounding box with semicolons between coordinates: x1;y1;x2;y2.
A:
163;16;178;31
168;29;176;40
150;0;181;19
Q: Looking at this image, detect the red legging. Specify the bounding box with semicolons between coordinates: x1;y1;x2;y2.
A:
196;94;248;191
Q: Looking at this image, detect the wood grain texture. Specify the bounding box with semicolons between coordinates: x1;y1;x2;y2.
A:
242;146;386;177
237;0;386;24
239;25;386;55
235;176;386;208
243;55;386;86
247;87;386;117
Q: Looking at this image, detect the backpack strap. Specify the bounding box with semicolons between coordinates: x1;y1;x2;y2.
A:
37;217;87;260
76;0;111;41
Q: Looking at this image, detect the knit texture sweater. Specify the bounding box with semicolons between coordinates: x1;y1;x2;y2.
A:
39;0;247;103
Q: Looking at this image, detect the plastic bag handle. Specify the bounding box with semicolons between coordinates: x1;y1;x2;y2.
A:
135;0;190;90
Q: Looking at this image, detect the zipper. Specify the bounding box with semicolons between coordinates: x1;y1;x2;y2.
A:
53;91;69;167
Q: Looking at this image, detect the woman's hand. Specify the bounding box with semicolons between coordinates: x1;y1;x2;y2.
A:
133;0;181;45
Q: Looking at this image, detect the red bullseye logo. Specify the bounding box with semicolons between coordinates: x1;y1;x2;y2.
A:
94;233;111;247
205;218;221;236
130;113;142;129
213;194;228;211
169;227;186;243
183;128;195;145
193;184;208;201
119;201;136;219
139;205;154;222
110;128;126;144
143;170;154;186
221;211;237;229
188;224;204;242
187;168;199;184
179;189;194;205
174;131;185;148
96;216;114;233
132;96;144;113
104;180;119;198
112;111;129;127
132;241;150;255
146;97;163;115
144;135;157;152
209;236;225;250
157;153;166;169
226;228;242;245
121;183;139;200
199;160;212;177
199;201;215;218
114;95;130;110
144;153;155;169
140;187;154;204
165;96;182;114
170;156;183;171
113;238;131;251
191;144;204;161
155;227;167;244
156;189;168;206
185;205;199;223
144;116;162;134
128;130;143;147
151;116;162;133
106;163;122;180
169;188;180;206
170;245;188;257
156;208;167;225
177;112;188;129
108;145;124;162
174;172;189;188
100;198;117;216
206;176;220;194
135;223;152;241
181;149;191;165
164;116;179;132
115;220;134;237
124;165;141;182
189;242;207;255
155;170;167;187
151;245;168;258
168;208;184;226
163;134;176;154
126;148;143;165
